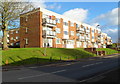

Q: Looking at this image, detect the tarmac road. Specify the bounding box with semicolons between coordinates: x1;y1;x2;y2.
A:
2;54;120;83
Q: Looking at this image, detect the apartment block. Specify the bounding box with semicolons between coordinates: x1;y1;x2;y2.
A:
8;8;112;48
7;28;20;47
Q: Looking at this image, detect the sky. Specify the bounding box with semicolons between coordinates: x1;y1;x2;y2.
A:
44;2;118;43
0;1;118;43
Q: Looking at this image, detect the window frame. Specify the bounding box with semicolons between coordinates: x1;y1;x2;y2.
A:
56;38;61;44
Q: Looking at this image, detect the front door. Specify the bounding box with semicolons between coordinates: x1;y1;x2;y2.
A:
48;39;53;47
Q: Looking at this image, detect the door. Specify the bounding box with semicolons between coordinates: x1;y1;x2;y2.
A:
48;39;53;47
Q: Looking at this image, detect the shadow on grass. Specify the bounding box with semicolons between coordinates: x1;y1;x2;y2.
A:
51;48;95;59
2;57;62;66
2;48;96;66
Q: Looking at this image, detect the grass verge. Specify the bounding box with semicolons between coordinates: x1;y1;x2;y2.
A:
96;48;118;55
2;48;96;66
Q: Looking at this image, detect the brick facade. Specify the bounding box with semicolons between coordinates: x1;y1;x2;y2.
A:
7;8;112;48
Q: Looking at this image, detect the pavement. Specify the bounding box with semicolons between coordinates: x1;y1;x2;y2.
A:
2;54;120;83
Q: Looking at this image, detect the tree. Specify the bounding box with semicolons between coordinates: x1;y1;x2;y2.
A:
111;43;117;48
0;0;34;50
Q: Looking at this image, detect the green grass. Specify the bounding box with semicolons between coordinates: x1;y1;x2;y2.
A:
96;48;118;55
1;48;96;66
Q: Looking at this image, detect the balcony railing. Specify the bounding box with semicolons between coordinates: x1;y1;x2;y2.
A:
86;30;90;34
91;39;95;42
43;30;56;38
85;37;90;41
77;29;85;34
77;36;85;41
42;18;56;27
97;39;101;43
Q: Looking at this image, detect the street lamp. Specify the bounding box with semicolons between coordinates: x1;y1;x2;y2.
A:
96;25;100;29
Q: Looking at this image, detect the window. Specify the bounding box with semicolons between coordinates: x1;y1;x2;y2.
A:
84;26;86;30
11;43;14;46
71;22;74;26
16;36;19;40
25;27;28;33
56;18;60;23
76;33;80;36
56;38;61;44
43;14;47;18
92;36;94;39
70;31;74;36
92;30;94;33
11;37;14;40
10;31;13;34
64;31;68;35
56;28;61;33
76;24;79;28
63;22;68;26
77;42;81;47
98;31;101;34
16;30;19;33
25;16;28;21
16;42;20;46
25;38;28;45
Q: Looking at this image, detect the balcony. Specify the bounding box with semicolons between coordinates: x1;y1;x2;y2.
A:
85;37;90;41
107;42;111;45
77;36;85;41
91;39;95;42
42;30;56;38
98;34;101;37
97;39;101;43
76;28;85;33
42;18;56;27
80;36;85;41
86;30;90;34
76;27;81;31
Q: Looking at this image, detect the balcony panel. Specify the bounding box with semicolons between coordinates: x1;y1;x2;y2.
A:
42;18;56;27
43;30;56;38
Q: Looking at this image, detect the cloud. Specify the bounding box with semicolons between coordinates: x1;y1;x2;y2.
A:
92;8;118;26
90;8;118;43
104;28;118;43
46;3;62;10
28;0;46;8
63;8;88;22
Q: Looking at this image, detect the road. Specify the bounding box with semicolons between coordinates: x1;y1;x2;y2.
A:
2;54;120;83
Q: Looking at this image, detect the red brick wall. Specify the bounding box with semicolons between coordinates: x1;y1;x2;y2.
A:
8;29;20;46
20;9;41;48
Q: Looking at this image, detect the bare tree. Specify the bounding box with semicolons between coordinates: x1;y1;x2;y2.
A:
0;0;34;50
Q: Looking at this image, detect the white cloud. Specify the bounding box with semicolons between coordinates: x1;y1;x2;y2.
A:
104;28;118;43
28;0;46;8
90;8;119;43
46;3;61;10
63;8;88;22
92;8;118;26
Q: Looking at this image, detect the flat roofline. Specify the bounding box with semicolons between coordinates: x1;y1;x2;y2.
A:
20;7;101;30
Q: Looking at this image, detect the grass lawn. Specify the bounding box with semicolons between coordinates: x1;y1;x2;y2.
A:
1;48;96;66
96;48;118;55
1;48;118;66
